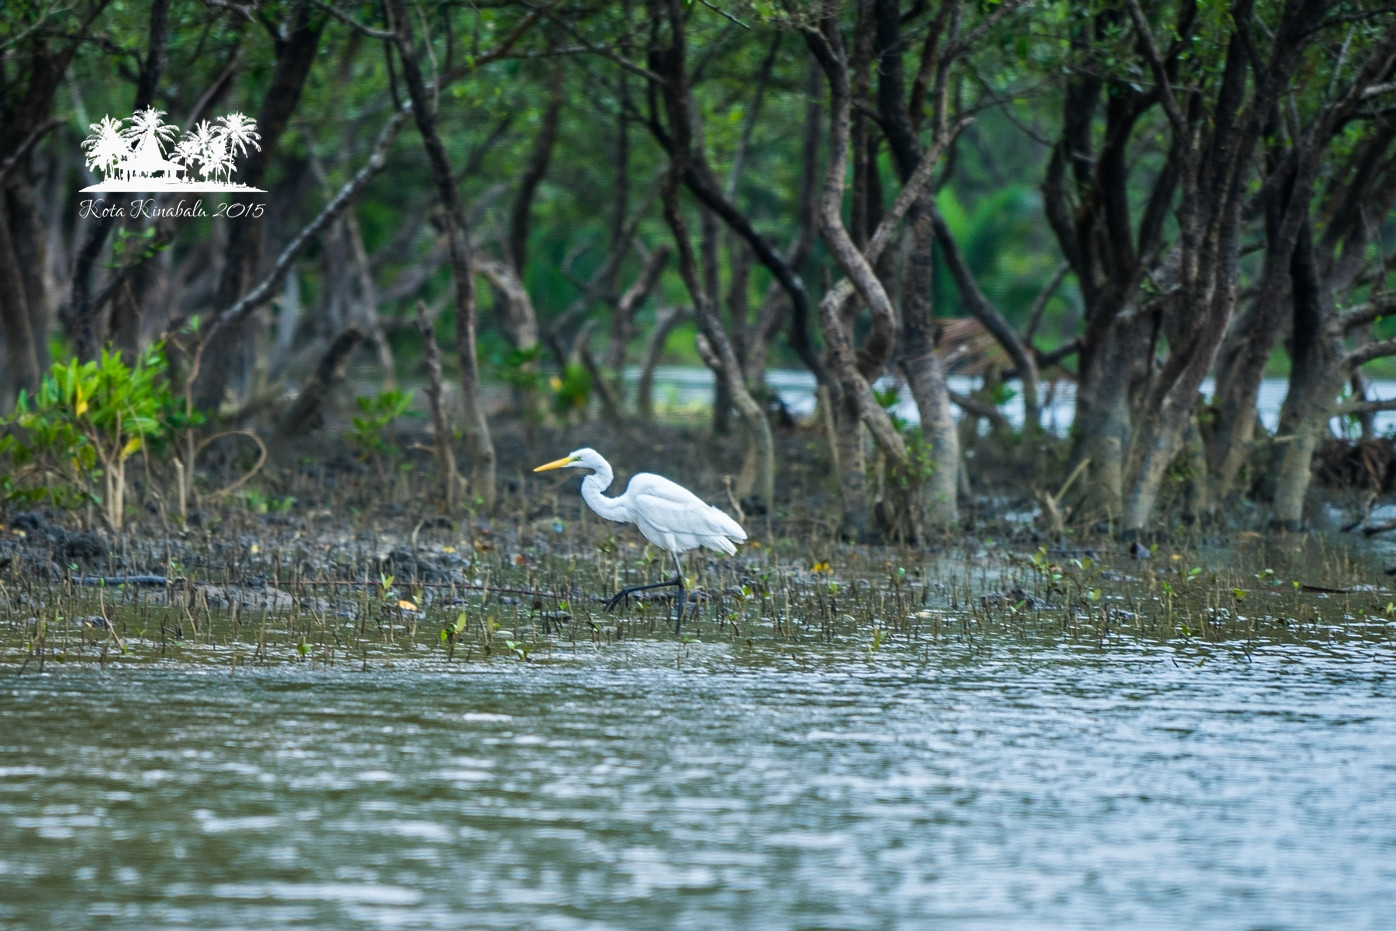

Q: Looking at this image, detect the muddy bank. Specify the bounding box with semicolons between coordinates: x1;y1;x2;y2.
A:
3;419;1395;672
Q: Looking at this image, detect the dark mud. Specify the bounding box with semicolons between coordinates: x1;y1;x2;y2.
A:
2;418;1395;671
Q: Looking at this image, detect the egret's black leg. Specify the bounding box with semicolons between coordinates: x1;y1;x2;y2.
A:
602;575;683;611
602;551;687;635
671;552;686;635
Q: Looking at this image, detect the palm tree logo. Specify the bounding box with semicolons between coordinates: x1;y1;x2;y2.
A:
218;112;261;162
80;114;127;180
80;108;265;193
173;121;209;178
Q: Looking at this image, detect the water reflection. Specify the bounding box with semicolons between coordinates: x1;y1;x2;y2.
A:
1;643;1394;929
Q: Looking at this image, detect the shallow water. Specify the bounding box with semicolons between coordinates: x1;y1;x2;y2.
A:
632;365;1396;438
2;633;1393;930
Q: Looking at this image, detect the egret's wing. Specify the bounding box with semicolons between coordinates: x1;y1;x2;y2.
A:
624;473;710;508
627;473;746;554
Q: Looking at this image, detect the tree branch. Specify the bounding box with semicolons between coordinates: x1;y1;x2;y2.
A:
524;1;667;85
927;201;1041;422
1024;262;1070;343
1338;396;1396;417
192;107;410;350
0;117;62;187
617;243;671;318
804;15;908;463
946;0;1029;59
1347;335;1396;369
311;1;395;39
950;390;1013;433
1340;293;1396;332
508;63;564;271
1124;0;1188;135
642;43;825;388
545;176;662;352
436;2;558;86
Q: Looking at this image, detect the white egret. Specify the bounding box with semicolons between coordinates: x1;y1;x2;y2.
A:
534;448;747;632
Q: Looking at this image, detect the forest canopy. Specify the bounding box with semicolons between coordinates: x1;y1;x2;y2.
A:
2;0;1395;539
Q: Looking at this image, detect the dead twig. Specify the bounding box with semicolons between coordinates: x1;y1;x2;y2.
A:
196;430;269;501
1036;456;1090;537
415;300;463;509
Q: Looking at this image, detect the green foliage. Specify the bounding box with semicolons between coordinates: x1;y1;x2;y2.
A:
108;226;167;269
933;184;1064;331
866;625;887;659
873;384;913;434
873;385;941;487
241;490;295;514
983;381;1018;407
495;344;553;424
1025;545;1102;605
347;388;415;467
1;345;184;529
441;611;470;644
550;364;593;418
499;345;545;394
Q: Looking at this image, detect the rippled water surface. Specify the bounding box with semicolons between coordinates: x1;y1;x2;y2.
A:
2;639;1394;929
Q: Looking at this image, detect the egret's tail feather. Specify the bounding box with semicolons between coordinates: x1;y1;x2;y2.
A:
704;535;739;556
710;507;747;542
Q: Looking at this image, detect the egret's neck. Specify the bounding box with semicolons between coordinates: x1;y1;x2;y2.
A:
580;463;629;523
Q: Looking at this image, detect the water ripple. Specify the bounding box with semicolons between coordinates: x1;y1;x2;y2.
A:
1;643;1393;929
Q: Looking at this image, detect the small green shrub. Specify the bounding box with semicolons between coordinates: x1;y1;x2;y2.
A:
1;344;181;530
499;344;545;395
550;363;592;418
347;388;414;470
241;490;295;514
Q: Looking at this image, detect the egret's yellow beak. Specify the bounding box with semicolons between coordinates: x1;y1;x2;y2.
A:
533;455;576;472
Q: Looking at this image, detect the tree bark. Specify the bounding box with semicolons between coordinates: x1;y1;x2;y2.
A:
869;0;968;528
68;0;169;362
807;12;948;537
2;0;108;406
507;64;565;274
0;192;43;405
416;301;462;510
655;0;775;510
386;0;496;509
196;3;324;408
1270;224;1345;528
273;326;364;439
1208;23;1396;504
1040;2;1169;525
900;202;959;529
636;306;687;423
1119;0;1317;536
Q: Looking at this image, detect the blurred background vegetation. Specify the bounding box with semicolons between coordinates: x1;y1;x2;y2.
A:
2;0;1395;539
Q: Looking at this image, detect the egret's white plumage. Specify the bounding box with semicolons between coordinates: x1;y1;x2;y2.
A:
534;448;746;630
